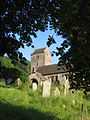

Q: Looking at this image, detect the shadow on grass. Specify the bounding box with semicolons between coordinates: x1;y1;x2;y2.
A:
0;101;59;120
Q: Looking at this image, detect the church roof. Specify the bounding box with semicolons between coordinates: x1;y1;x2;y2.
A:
31;48;46;55
37;64;68;75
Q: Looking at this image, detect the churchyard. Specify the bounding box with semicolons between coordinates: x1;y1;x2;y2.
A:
0;81;90;120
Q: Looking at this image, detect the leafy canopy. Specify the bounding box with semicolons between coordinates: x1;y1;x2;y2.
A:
0;0;90;89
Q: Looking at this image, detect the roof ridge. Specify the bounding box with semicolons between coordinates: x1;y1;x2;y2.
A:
37;64;68;75
38;64;57;68
31;47;47;55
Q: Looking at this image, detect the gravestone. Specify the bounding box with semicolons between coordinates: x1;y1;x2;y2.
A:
32;82;38;91
64;76;70;96
53;87;60;96
42;79;51;97
16;78;22;87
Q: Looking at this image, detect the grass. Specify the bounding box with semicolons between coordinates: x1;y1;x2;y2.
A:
0;82;90;120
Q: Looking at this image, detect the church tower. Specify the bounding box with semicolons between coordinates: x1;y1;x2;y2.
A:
31;48;51;73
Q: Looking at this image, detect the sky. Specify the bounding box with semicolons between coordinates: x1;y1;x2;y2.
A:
19;29;64;64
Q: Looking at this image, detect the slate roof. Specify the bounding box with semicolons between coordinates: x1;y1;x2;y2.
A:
37;64;68;75
31;48;46;55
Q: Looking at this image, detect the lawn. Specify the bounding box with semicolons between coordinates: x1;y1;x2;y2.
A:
0;84;90;120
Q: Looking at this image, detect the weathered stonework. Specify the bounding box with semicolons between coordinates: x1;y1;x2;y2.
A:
53;87;60;96
31;48;51;73
42;78;51;97
29;48;70;97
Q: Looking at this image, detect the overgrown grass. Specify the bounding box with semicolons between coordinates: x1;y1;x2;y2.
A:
0;83;90;120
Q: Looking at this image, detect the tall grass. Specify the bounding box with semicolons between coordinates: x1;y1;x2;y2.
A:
0;83;90;120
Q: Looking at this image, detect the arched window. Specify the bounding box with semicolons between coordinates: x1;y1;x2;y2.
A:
32;67;35;73
56;76;58;81
51;76;54;82
55;75;59;85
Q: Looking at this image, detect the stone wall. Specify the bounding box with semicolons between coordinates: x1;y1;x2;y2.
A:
30;48;70;97
45;73;69;84
44;48;51;65
44;73;70;96
31;48;51;73
29;72;70;97
31;53;44;73
42;78;51;97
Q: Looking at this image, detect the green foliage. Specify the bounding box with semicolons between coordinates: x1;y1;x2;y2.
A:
18;69;28;82
0;56;30;83
0;0;90;89
14;60;31;82
0;56;14;68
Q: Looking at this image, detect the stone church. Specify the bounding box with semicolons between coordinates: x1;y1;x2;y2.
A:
29;48;70;97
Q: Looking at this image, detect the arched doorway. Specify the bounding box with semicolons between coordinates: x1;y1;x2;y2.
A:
32;79;38;91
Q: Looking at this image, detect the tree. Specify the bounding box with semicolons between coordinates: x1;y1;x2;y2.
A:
0;0;53;60
50;0;90;90
0;56;30;84
0;0;90;89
